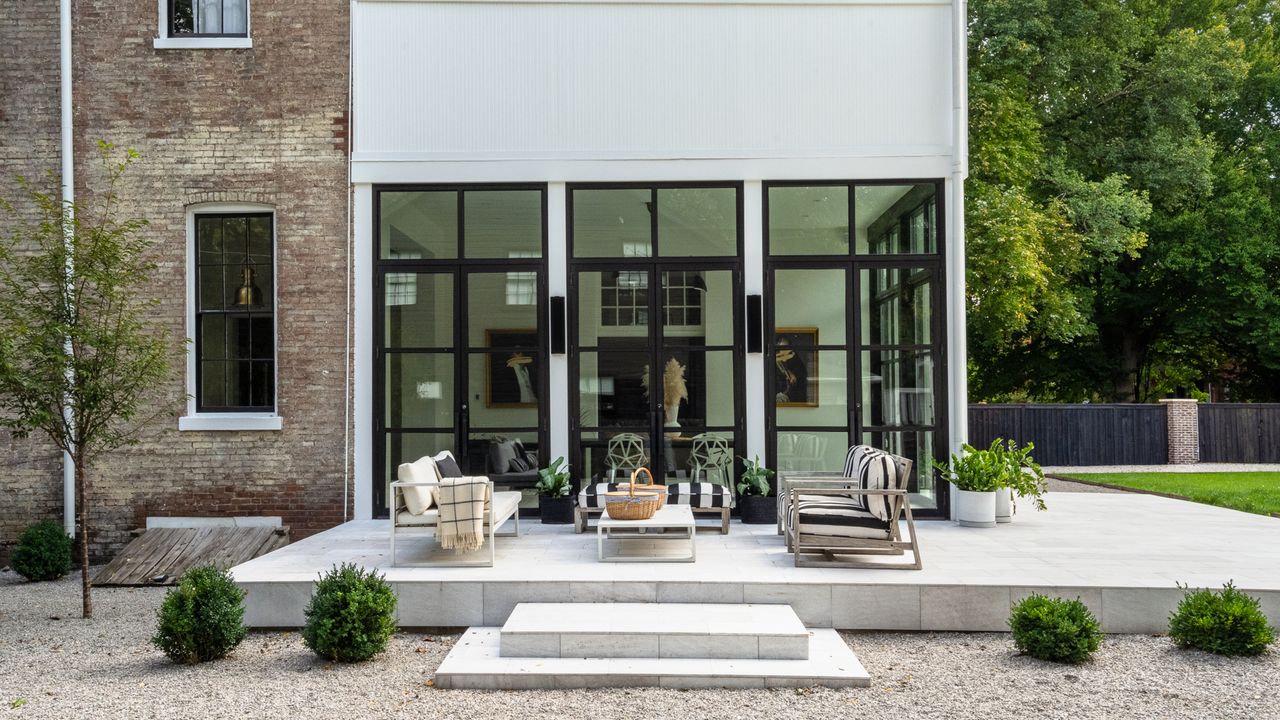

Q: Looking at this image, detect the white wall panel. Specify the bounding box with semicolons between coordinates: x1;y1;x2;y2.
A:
353;1;954;165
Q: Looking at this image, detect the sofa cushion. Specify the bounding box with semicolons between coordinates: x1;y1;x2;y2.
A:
395;508;441;527
577;482;619;509
433;451;464;478
668;482;731;509
795;494;892;540
841;445;898;522
397;456;442;515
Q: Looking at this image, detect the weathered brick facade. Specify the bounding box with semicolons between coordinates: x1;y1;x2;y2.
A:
1;0;352;561
1160;399;1200;465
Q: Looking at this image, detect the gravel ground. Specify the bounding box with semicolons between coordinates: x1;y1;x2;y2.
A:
2;569;1277;720
1044;476;1124;494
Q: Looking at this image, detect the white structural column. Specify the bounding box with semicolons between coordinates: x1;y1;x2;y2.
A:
547;183;569;464
743;181;766;462
353;183;374;521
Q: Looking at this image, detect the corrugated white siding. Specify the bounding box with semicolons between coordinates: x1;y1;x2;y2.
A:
353;1;955;166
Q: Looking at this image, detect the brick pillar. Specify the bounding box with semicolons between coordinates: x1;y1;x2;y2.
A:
1159;399;1200;464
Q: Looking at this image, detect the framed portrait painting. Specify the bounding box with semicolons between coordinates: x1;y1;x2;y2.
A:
485;329;539;408
774;327;818;407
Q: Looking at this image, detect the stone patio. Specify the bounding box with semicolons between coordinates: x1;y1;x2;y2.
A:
231;492;1280;633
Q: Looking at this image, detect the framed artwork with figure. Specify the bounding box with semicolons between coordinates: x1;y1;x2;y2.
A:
485;329;539;408
774;327;818;407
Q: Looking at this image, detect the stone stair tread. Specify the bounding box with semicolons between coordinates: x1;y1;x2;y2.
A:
437;627;870;689
502;602;807;636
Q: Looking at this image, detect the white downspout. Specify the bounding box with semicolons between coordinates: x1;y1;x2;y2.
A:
342;0;355;522
60;0;76;538
948;0;970;521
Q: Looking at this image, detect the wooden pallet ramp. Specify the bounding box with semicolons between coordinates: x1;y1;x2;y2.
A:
94;526;289;586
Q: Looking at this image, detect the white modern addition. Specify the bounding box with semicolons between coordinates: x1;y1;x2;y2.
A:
350;0;968;521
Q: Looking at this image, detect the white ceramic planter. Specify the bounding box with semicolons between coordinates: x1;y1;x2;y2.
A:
955;489;997;528
995;487;1014;523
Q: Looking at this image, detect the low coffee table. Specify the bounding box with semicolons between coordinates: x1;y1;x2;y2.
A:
596;504;696;563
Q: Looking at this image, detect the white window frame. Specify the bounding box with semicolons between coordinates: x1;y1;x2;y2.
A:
154;0;254;50
179;203;282;432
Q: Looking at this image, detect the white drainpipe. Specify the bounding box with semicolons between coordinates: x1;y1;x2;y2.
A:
60;0;76;537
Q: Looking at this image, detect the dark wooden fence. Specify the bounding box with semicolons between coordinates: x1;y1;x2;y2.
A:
1199;404;1280;463
968;404;1167;466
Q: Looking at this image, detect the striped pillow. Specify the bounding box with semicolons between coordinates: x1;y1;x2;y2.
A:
667;482;731;509
577;482;619;509
841;445;899;523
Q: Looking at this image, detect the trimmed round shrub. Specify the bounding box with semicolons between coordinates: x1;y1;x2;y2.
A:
152;565;248;664
1009;594;1103;664
1169;582;1276;657
302;563;397;662
11;520;73;582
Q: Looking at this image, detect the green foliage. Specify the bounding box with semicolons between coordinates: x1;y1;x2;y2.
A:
11;520;72;582
935;439;1046;508
736;455;774;497
1009;594;1103;664
1169;582;1277;656
302;564;397;663
535;456;571;498
151;565;248;664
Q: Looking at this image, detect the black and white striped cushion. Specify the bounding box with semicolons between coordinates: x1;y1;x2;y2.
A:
841;445;898;522
667;482;731;509
577;482;619;509
795;494;892;540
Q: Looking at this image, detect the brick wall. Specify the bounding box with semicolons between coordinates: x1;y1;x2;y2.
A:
1;0;352;561
0;1;67;564
1160;399;1200;465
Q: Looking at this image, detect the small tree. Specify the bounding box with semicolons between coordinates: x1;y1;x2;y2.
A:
0;143;180;619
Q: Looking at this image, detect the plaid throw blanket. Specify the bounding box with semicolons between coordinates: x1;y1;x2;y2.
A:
437;477;490;553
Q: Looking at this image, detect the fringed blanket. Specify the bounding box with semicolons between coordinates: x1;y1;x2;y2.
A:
437;477;490;553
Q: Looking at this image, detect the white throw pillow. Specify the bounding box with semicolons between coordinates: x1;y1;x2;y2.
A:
397;456;442;515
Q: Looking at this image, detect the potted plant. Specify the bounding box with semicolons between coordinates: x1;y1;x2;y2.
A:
935;442;1003;527
535;456;574;524
994;439;1047;522
736;456;776;524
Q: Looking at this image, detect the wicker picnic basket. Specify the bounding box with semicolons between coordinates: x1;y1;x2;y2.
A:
603;468;662;520
619;466;667;509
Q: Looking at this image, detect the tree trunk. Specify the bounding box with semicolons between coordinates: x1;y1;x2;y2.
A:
75;455;92;620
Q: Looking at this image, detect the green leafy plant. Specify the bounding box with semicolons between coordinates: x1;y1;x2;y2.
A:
302;563;397;663
995;439;1048;511
152;565;247;664
1168;582;1276;656
736;455;775;497
535;456;571;498
935;439;1048;510
11;519;73;582
1009;594;1103;664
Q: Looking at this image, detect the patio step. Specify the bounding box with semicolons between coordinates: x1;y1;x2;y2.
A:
435;626;870;689
500;602;810;659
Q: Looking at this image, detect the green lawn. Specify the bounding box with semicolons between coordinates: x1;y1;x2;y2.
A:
1057;472;1280;517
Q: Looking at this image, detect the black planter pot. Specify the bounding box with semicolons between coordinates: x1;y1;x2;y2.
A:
738;495;776;524
538;496;575;524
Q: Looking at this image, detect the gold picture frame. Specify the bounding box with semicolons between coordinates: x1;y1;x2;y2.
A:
775;327;818;407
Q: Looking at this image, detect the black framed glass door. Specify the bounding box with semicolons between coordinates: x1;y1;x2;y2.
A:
373;185;548;515
764;180;948;516
568;184;745;488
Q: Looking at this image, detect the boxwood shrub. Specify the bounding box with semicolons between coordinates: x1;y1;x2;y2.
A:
1009;594;1103;664
152;565;248;664
301;563;397;662
1168;582;1276;657
11;520;73;582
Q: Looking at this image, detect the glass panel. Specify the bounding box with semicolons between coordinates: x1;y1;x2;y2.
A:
861;350;935;427
467;273;538;348
467;431;542;477
579;271;650;347
661;270;735;345
222;216;248;265
669;430;734;487
657;187;736;257
200;361;225;409
383;431;455;512
384;353;453;428
577;351;650;429
656;349;736;428
227;360;250;407
775;430;849;473
572;189;652;258
775;350;848;424
199;266;224;311
463;190;542;259
226;316;251;360
379;191;458;260
250;316;273;359
468;352;539;428
864;429;937;509
856;184;937;254
200;315;226;360
768;185;849;255
197;216;223;263
773;269;846;345
248;216;272;264
385;273;453;349
250;360;274;408
578;430;655;484
860;268;933;346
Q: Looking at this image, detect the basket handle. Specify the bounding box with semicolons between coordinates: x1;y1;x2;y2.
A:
630;466;654;495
